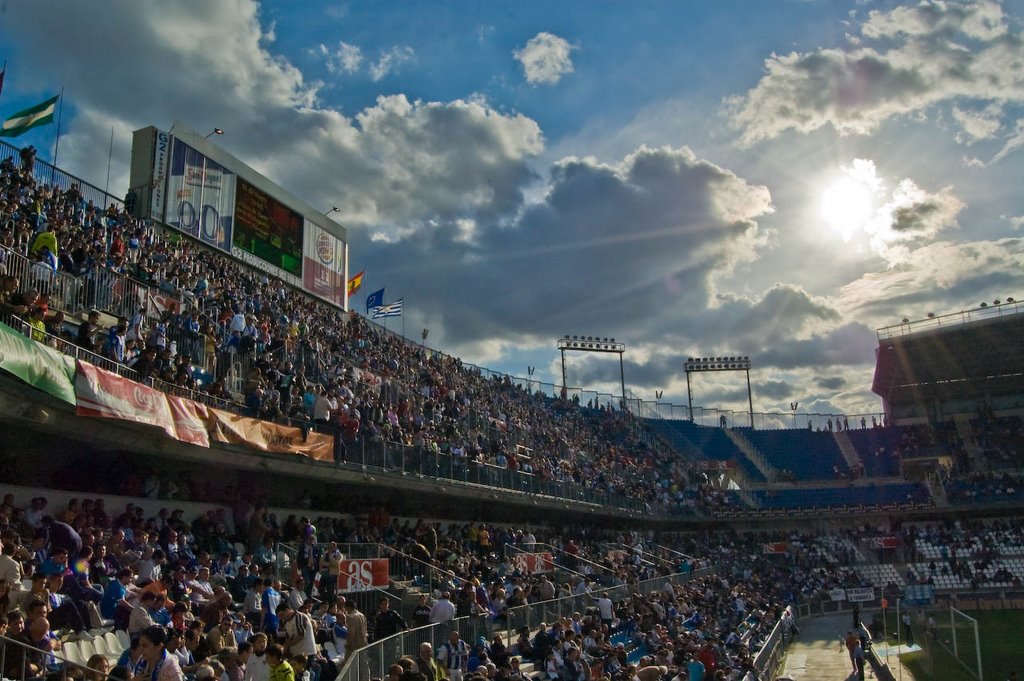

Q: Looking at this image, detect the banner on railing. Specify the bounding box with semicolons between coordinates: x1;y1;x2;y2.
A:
147;290;184;318
337;558;389;592
352;367;382;387
764;542;788;555
166;395;211;447
205;407;333;461
75;360;179;439
829;587;875;602
0;321;78;405
512;551;554;574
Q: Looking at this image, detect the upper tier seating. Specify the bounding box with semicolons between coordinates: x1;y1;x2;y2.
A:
742;428;849;481
845;428;904;477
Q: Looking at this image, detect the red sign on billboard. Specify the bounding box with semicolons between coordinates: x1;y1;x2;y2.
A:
513;552;554;574
336;558;390;593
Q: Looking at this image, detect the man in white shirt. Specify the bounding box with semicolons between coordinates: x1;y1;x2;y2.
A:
0;541;25;589
428;591;456;624
287;578;309;611
279;603;318;663
242;633;269;681
437;630;469;681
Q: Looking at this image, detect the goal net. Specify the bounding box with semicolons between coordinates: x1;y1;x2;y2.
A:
936;607;982;680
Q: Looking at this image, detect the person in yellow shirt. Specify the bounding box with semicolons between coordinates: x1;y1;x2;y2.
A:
28;306;47;342
31;228;58;259
265;644;294;681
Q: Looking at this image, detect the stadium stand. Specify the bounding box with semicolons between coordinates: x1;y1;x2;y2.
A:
740;428;849;481
5;138;1024;681
844;427;904;477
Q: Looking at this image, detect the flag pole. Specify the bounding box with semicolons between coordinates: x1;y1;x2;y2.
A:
50;87;65;181
104;124;114;200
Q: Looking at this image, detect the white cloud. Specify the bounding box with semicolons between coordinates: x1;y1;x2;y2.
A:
864;179;965;264
951;105;1002;143
1003;214;1024;230
369;45;415;81
319;41;363;74
990;118;1024;164
0;0;540;243
728;0;1024;146
513;32;575;85
839;238;1024;316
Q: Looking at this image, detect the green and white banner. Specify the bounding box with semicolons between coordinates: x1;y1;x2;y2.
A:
0;321;77;404
0;94;59;138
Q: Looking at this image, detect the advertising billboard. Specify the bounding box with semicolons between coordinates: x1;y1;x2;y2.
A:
149;130;170;220
164;139;235;252
302;219;346;307
233;178;304;277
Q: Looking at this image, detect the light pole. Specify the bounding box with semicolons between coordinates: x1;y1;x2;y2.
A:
527;366;535;395
790;402;799;430
324;206;341;217
683;356;754;428
557;336;627;411
421;328;428;351
204;128;224;139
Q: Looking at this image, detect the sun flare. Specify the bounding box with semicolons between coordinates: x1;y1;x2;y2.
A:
821;176;876;242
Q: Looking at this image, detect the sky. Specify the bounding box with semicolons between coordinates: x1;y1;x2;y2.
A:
2;0;1024;419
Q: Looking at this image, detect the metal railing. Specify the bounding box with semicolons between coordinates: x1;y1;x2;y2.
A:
338;439;648;512
751;604;796;678
0;138;123;210
336;566;714;681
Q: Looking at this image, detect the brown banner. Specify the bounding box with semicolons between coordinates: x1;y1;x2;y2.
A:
205;407;334;462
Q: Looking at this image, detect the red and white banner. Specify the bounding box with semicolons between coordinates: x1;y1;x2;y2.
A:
764;542;788;555
513;552;554;574
336;558;390;592
147;291;183;318
75;361;178;440
353;367;382;387
166;395;211;448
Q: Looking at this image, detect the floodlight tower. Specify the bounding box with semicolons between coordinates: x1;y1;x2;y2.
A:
683;356;754;428
557;336;628;410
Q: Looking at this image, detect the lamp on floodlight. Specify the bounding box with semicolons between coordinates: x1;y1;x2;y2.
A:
683;354;755;428
204;128;224;138
557;334;628;411
324;206;341;216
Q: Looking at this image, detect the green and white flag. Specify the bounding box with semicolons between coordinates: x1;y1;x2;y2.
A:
0;94;60;138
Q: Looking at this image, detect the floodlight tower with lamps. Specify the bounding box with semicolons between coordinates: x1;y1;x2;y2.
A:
557;336;627;410
683;356;755;428
204;128;224;138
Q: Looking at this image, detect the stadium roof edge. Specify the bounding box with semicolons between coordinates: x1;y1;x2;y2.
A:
876;301;1024;341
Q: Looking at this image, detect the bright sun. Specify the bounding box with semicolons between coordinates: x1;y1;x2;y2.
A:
821;175;876;242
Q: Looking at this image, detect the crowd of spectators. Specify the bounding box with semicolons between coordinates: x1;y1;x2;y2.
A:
0;486;802;681
6;144;1024;529
0;146;757;519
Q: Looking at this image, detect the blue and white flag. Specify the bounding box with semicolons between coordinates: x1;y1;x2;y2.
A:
371;298;403;318
365;287;385;313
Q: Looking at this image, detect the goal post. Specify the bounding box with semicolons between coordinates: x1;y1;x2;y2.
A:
945;607;983;681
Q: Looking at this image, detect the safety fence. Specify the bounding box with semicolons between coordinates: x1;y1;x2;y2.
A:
0;138;123;210
336;566;714;681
